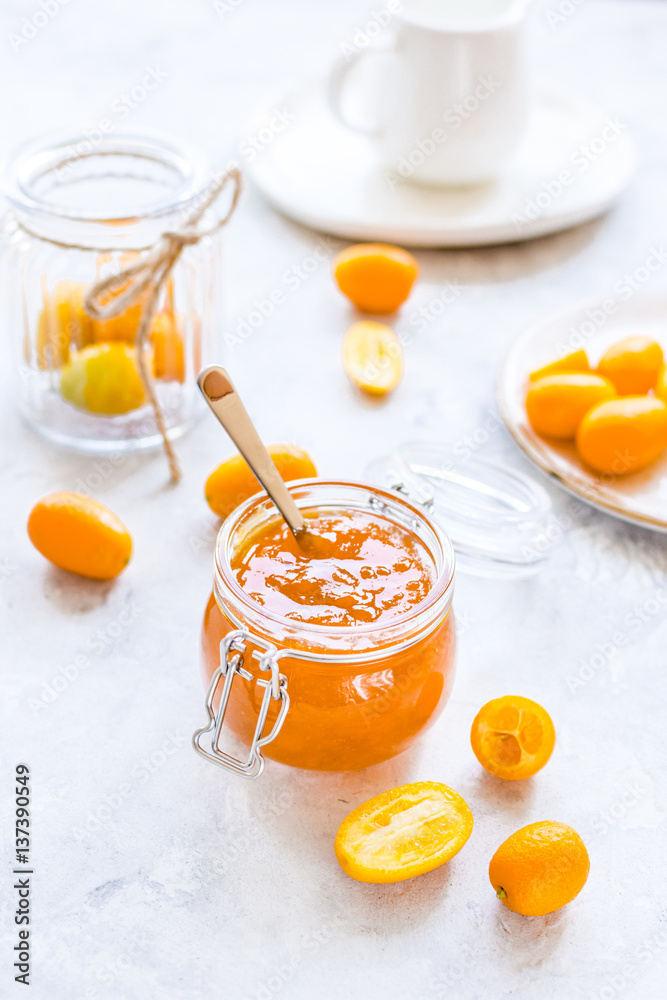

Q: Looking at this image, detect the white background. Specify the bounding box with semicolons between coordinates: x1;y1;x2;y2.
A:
1;2;666;998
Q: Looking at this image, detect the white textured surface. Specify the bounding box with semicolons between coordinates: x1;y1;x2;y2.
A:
1;2;667;998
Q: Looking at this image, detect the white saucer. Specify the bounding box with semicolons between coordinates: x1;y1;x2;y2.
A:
497;292;667;533
244;85;636;248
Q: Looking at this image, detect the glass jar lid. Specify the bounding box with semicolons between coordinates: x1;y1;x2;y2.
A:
366;441;557;577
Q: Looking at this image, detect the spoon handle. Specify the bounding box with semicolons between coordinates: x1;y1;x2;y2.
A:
197;366;305;537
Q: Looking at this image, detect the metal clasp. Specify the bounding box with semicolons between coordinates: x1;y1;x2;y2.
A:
389;480;435;512
192;629;290;779
372;453;436;513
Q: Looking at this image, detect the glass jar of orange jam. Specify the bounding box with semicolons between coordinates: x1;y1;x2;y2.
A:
196;481;456;776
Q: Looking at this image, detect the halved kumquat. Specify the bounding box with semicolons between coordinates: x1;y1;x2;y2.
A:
655;364;667;404
471;696;555;780
333;243;418;314
525;373;616;440
528;349;590;382
576;396;667;475
596;335;664;395
342;320;403;396
335;781;473;884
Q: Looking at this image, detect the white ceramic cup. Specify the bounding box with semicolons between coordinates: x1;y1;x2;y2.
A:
329;0;531;186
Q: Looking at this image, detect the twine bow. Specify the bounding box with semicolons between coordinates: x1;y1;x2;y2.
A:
84;167;242;484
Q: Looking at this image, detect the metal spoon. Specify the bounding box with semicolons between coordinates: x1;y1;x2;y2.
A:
197;365;306;538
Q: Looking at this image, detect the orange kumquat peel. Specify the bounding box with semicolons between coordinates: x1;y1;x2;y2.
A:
596;335;664;395
470;696;556;780
27;492;132;580
333;243;418;315
335;781;473;884
576;396;667;475
205;445;317;520
525;373;616;440
489;820;590;916
528;349;590;381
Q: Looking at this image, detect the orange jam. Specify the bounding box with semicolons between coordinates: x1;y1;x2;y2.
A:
201;484;456;771
231;508;435;628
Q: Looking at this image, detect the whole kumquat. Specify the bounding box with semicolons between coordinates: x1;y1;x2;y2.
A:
335;781;473;884
333;243;418;314
60;343;147;415
151;312;185;383
470;696;555;780
596;335;664;395
525;373;616;440
528;349;590;382
36;280;95;370
576;396;667;475
27;492;132;580
205;445;317;519
489;821;590;916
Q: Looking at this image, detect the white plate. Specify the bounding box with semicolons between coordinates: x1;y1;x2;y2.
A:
244;84;636;248
497;292;667;532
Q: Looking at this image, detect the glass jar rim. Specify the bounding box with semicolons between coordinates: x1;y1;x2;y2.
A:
213;479;456;656
0;129;211;225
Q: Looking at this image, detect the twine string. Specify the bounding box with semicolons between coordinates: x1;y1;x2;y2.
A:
84;166;242;484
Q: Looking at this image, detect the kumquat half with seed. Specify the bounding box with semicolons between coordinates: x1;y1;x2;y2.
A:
335;782;473;884
470;696;556;780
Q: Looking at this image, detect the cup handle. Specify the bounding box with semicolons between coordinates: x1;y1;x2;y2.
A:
327;41;394;137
